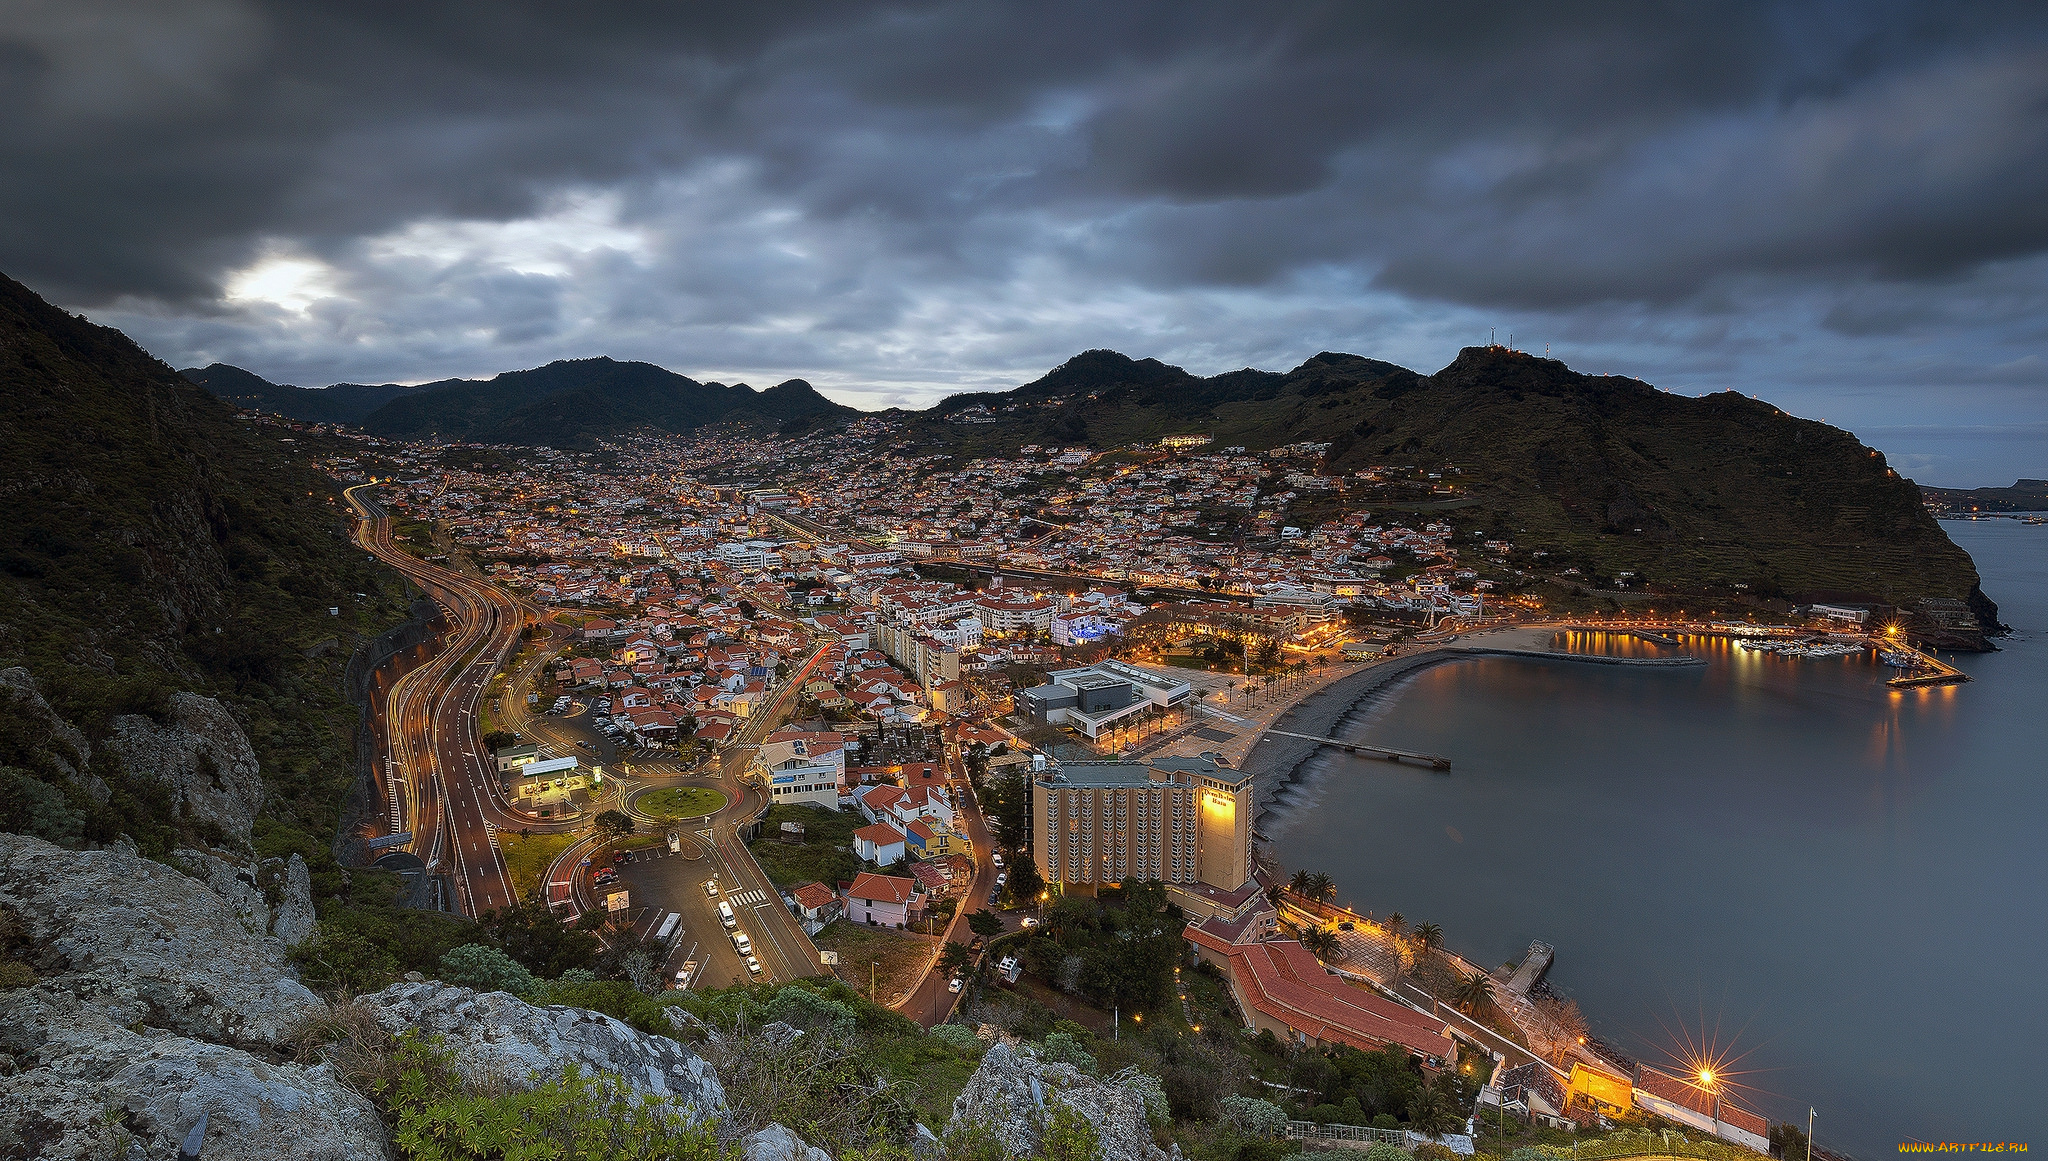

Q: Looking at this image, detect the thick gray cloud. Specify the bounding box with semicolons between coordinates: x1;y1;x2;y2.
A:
3;0;2044;483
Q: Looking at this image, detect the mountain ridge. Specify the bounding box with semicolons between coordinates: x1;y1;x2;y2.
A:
179;345;1997;631
183;355;855;447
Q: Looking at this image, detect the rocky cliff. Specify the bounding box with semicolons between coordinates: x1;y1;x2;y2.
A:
0;833;743;1161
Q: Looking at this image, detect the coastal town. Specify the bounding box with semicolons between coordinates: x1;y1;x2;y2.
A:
239;407;1958;1160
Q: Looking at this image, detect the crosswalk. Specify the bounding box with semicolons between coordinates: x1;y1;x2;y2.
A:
727;888;768;907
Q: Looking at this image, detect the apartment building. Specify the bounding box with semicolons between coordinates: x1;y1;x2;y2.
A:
1032;754;1253;894
874;620;960;693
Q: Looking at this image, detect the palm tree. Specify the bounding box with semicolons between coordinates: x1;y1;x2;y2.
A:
1289;869;1315;897
1299;926;1340;959
1453;970;1493;1017
1413;921;1443;960
1304;872;1336;902
1387;912;1406;941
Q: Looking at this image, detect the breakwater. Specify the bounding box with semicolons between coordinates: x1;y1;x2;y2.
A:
1242;642;1704;821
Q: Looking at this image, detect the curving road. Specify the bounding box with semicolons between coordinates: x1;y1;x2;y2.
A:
345;482;531;917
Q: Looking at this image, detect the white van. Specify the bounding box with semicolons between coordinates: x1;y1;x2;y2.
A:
718;901;736;929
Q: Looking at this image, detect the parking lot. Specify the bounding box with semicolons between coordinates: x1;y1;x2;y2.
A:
612;835;781;992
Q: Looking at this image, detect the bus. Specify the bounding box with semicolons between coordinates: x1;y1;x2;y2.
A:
653;912;682;946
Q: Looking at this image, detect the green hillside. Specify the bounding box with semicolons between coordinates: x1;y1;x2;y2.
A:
899;347;1996;627
0;271;413;857
181;363;423;424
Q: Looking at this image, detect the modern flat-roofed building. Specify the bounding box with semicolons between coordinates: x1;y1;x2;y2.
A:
1032;754;1251;894
1017;660;1193;740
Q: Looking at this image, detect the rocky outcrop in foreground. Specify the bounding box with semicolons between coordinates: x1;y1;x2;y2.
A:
0;833;747;1161
359;981;724;1110
947;1041;1169;1161
0;833;323;1047
0;832;382;1160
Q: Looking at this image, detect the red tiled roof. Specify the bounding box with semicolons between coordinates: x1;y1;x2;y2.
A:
847;871;918;905
1224;940;1454;1062
790;882;836;911
1635;1068;1769;1137
853;822;906;846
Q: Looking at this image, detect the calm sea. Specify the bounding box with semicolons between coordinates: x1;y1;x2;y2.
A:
1264;519;2048;1155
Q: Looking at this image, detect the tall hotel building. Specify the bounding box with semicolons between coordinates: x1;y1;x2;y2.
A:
1031;755;1254;893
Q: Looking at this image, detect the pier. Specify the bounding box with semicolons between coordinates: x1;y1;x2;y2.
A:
1262;728;1452;770
1562;624;1685;647
1886;642;1971;688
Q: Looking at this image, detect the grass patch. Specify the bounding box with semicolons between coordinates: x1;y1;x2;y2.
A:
814;920;937;1006
499;832;579;898
638;786;728;820
747;804;864;888
865;1032;985;1126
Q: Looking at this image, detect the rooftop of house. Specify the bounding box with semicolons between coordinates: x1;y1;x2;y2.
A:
846;871;920;905
1199;937;1455;1064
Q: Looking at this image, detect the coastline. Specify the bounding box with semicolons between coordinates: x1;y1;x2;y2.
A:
1240;627;1705;824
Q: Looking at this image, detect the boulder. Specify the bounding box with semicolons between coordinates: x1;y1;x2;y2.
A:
104;691;265;849
107;1040;389;1161
168;848;318;947
0;972;387;1161
0;833;323;1047
744;1123;833;1161
272;853;317;947
359;981;723;1114
947;1041;1167;1161
0;666;107;802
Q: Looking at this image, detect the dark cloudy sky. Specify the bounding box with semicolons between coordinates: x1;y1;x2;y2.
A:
5;2;2045;485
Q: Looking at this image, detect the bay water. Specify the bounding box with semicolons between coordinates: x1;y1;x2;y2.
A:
1264;519;2048;1155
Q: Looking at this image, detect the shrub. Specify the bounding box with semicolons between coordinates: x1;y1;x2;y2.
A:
542;978;672;1036
1039;1030;1097;1074
1364;1144;1413;1161
1122;1069;1172;1130
1220;1094;1288;1138
763;986;858;1037
1039;1105;1100;1161
438;943;538;997
378;1035;726;1160
928;1023;983;1053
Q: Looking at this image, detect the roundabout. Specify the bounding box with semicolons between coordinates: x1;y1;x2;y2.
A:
629;784;729;823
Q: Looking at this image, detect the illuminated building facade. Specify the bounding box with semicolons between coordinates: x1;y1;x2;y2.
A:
1031;755;1252;892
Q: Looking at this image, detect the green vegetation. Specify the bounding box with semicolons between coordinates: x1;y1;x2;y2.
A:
499;831;579;898
1013;883;1187;1011
815;920;936;1002
639;785;728;820
378;1035;727;1160
748;803;863;887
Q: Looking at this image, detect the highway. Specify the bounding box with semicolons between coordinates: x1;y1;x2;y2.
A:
344;483;529;916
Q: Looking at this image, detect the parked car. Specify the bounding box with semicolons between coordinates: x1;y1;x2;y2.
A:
947;977;963;994
745;956;763;976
